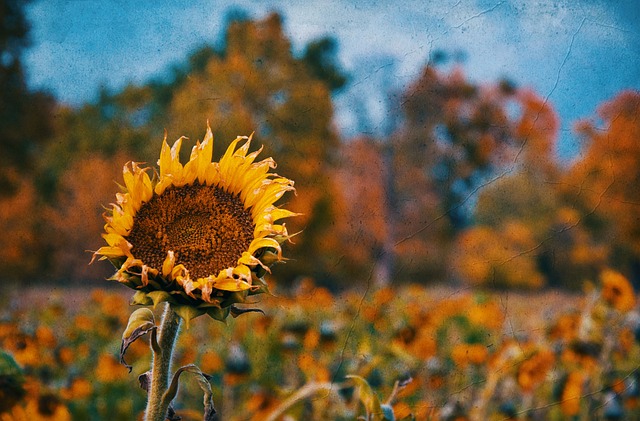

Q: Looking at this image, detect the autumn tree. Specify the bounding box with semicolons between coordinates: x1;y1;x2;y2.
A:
39;12;347;285
383;65;526;282
457;89;623;290
163;13;345;284
560;91;640;285
43;153;131;281
333;137;388;280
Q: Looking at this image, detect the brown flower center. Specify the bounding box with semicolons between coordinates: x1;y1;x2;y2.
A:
127;183;255;279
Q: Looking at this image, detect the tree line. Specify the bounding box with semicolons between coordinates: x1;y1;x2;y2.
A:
2;5;639;290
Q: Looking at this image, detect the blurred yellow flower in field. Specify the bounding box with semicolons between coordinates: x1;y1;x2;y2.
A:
451;343;489;368
393;401;413;419
93;125;297;322
467;300;504;331
55;347;74;366
6;335;40;368
561;371;584;417
548;312;580;342
200;351;224;373
95;354;127;383
618;327;635;355
600;269;636;312
517;349;555;392
73;315;92;331
2;394;71;421
60;378;92;401
34;327;56;349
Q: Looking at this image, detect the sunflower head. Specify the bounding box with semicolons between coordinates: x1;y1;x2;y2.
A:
600;268;636;313
93;125;297;323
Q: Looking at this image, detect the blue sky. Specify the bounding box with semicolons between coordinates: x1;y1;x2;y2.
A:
24;0;640;160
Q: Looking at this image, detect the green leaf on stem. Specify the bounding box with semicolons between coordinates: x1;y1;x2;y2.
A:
131;290;153;306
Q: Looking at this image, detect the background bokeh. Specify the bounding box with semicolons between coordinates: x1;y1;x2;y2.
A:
2;0;640;290
2;1;640;420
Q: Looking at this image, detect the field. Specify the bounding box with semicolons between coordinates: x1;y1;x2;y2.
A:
1;279;638;421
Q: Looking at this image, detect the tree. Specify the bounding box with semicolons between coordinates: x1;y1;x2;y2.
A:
0;0;55;196
38;12;348;285
333;137;388;280
164;13;346;284
561;91;640;285
384;65;525;282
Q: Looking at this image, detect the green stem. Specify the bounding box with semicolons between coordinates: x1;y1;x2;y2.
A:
145;303;181;421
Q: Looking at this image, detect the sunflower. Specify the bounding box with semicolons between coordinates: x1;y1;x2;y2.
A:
600;268;636;313
93;125;296;322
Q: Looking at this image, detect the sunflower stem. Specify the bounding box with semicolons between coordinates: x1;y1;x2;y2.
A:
145;303;181;421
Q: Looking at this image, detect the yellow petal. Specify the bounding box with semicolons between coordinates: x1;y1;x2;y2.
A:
204;162;221;186
196;128;214;183
219;137;245;187
248;237;282;256
158;136;172;178
93;246;125;259
162;251;175;278
213;279;249;291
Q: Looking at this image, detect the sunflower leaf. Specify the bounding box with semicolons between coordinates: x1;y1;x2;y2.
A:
230;305;265;318
131;290;153;306
347;375;385;421
172;305;205;328
206;307;230;322
162;364;217;421
248;277;270;296
139;371;182;421
120;308;157;372
138;371;151;392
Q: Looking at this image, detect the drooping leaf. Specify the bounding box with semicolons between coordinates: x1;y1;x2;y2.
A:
347;375;384;420
162;364;217;421
206;306;230;322
230;304;265;318
120;308;156;372
138;371;151;392
138;371;181;421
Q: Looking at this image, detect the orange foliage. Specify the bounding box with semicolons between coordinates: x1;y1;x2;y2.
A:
565;91;640;258
600;268;636;313
0;175;41;278
513;89;559;173
560;371;584;417
453;222;544;288
43;153;130;281
334;137;388;272
164;13;343;283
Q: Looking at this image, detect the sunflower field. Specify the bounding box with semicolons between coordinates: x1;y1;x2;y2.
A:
3;3;640;421
1;271;639;420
